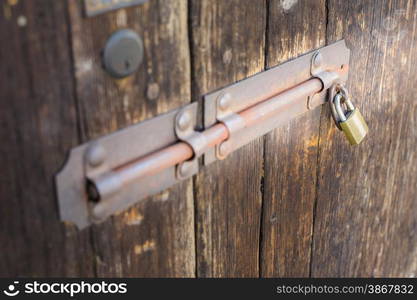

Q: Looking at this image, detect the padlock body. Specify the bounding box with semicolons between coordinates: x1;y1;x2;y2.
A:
340;109;369;145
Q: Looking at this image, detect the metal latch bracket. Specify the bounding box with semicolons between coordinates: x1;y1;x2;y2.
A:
56;104;200;228
56;40;350;229
204;40;350;164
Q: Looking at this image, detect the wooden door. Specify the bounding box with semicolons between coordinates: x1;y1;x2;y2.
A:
1;0;416;277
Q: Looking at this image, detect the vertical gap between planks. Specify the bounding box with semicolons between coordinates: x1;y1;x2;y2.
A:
186;0;199;278
64;3;84;144
258;0;270;278
64;0;98;277
309;0;330;278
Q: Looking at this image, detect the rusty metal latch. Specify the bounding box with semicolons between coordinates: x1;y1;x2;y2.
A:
56;40;350;229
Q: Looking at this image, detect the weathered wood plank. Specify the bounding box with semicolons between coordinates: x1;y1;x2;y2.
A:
190;0;266;277
0;0;95;276
312;0;417;277
68;0;195;277
260;0;326;277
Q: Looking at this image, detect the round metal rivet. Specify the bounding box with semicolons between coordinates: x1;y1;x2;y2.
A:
86;144;106;167
103;29;144;78
177;111;191;131
219;93;232;110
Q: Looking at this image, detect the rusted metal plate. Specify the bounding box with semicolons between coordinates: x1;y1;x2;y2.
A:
56;103;199;229
84;0;149;17
203;40;350;165
56;41;350;229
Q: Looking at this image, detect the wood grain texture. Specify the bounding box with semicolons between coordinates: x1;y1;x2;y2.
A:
68;0;195;277
0;0;95;276
190;0;266;277
260;0;326;277
2;0;417;279
312;0;417;277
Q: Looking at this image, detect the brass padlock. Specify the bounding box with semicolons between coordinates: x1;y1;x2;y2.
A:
330;88;368;145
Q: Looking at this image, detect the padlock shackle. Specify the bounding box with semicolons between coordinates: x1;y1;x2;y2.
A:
334;94;347;122
330;84;355;126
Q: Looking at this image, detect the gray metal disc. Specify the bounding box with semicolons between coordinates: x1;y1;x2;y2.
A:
103;29;144;78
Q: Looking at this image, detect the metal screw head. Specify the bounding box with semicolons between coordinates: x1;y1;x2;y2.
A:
219;93;232;110
86;144;106;167
103;29;144;78
313;52;323;67
146;83;160;101
177;111;192;131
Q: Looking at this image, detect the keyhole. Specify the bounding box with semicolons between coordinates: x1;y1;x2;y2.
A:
125;59;131;70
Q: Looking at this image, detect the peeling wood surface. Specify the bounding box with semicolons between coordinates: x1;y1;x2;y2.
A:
1;0;417;277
